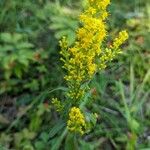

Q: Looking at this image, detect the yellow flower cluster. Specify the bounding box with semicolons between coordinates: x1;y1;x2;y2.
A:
98;30;128;70
60;0;110;102
60;0;128;103
89;0;110;10
111;30;129;49
67;107;86;135
51;98;64;112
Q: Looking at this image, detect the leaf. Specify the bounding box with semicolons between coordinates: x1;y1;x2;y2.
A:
12;33;23;43
4;70;12;80
14;132;23;148
49;23;66;30
55;29;70;39
79;140;94;150
19;57;29;67
16;42;34;49
29;114;42;132
40;132;49;143
24;80;39;91
0;133;12;146
35;141;45;150
65;133;78;150
0;145;9;150
0;45;13;52
51;128;67;150
14;65;23;78
36;10;47;20
49;121;65;138
22;128;36;140
115;134;127;142
0;33;12;43
51;16;69;24
90;113;97;126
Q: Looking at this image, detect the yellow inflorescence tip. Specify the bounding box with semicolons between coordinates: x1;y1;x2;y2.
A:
67;107;86;135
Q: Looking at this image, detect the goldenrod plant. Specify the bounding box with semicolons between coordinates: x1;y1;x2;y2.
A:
58;0;128;135
1;0;150;149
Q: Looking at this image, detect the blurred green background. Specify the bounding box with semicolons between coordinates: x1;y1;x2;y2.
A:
0;0;149;149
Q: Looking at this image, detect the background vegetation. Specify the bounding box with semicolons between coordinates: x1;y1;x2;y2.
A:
0;0;149;149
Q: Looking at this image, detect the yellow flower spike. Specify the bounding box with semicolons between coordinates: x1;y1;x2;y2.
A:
67;107;86;135
89;0;110;10
51;98;64;112
112;30;129;49
60;1;106;101
60;0;128;103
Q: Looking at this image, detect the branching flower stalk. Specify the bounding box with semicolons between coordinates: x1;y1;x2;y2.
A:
59;0;128;134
